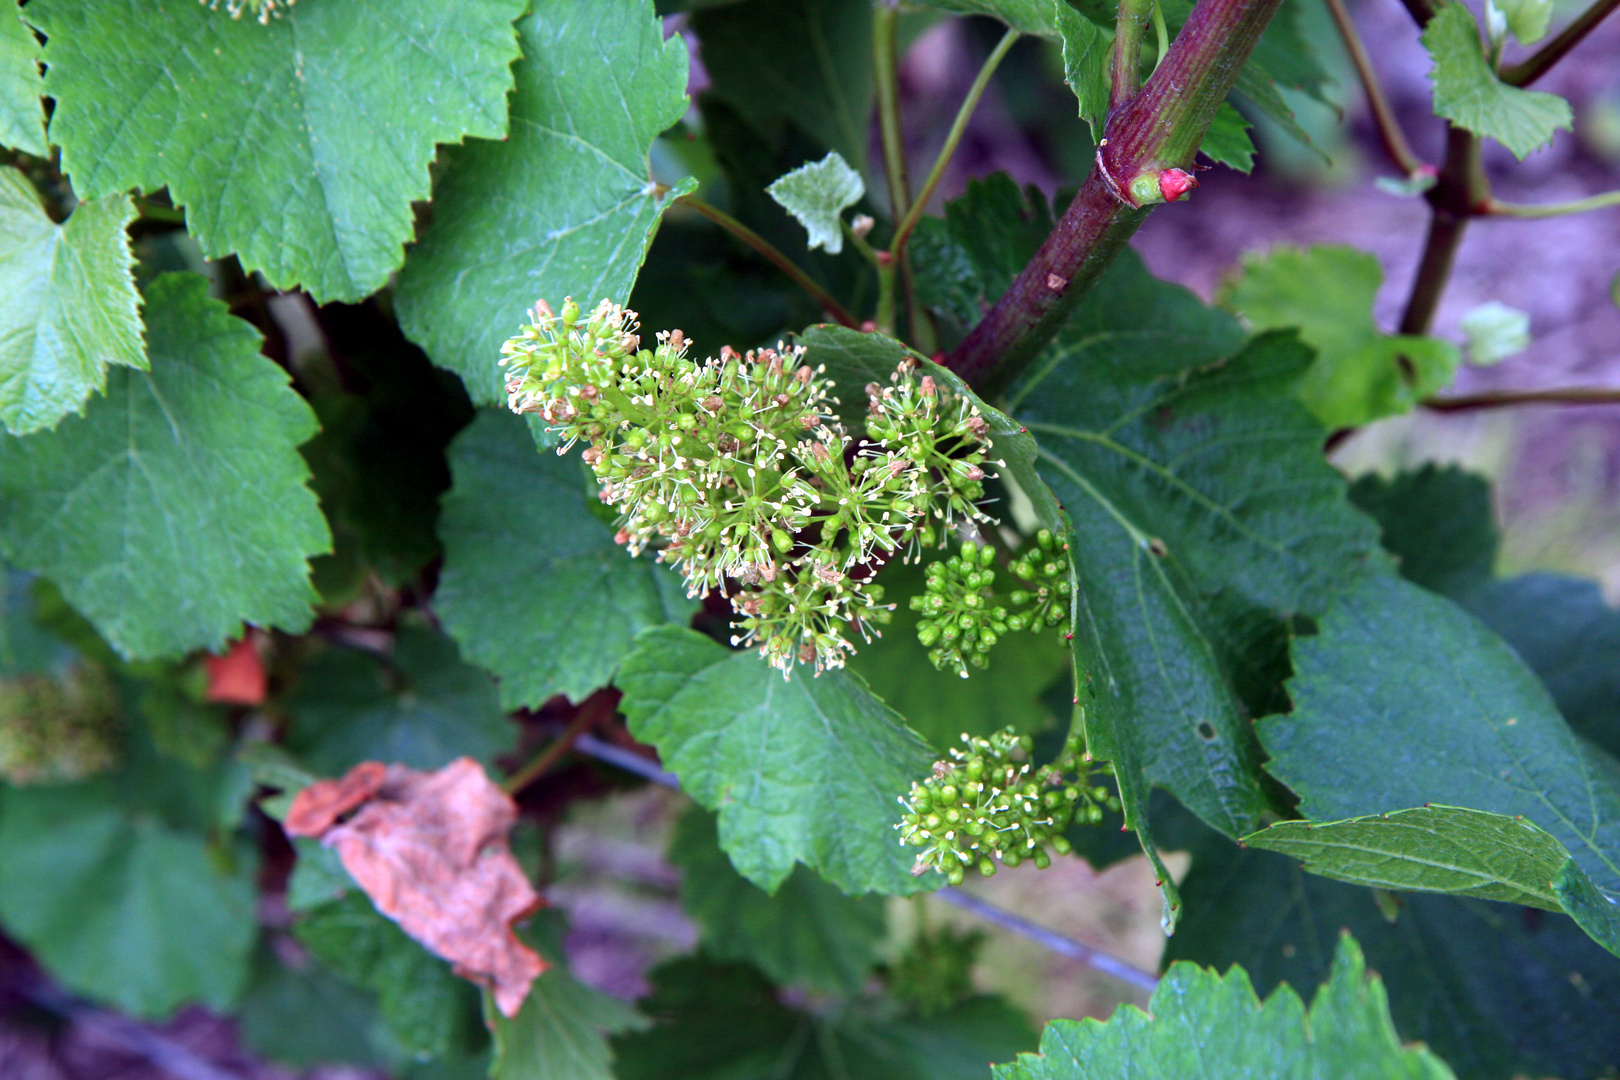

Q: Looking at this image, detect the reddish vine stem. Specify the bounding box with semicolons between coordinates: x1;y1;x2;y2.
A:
1502;0;1620;86
1423;387;1620;411
1400;127;1488;336
503;689;621;796
943;0;1285;395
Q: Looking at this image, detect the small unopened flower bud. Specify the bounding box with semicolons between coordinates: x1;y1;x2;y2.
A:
1158;168;1198;202
851;214;875;238
919;375;936;398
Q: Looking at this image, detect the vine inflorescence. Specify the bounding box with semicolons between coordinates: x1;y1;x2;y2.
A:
199;0;295;23
897;727;1117;885
500;298;998;673
911;531;1073;677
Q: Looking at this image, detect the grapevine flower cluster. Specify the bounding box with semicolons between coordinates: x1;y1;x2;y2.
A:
499;297;997;673
911;531;1074;677
199;0;294;23
897;727;1118;885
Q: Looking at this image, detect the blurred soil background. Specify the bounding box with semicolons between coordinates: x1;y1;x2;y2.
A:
5;0;1617;1075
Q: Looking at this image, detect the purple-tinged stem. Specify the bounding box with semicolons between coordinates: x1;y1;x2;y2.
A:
945;0;1284;395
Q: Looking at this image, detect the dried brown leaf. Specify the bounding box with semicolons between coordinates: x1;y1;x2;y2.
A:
285;756;546;1017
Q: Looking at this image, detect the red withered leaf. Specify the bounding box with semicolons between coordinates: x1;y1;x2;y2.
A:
205;633;268;704
284;757;546;1017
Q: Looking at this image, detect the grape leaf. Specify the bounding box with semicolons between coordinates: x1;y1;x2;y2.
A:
1467;574;1620;759
1258;572;1620;899
485;957;644;1080
28;0;526;302
0;272;329;659
995;935;1456;1080
395;0;691;405
1201;102;1257;173
0;168;143;435
293;890;475;1060
1164;803;1620;1080
283;628;514;777
1220;245;1460;428
614;956;1036;1080
0;6;44;156
668;805;887;994
692;0;873;169
1423;2;1571;160
617;625;935;894
909;174;1058;345
0;777;258;1017
767;151;865;254
1347;465;1497;601
236;946;400;1070
435;408;695;710
1005;261;1379;844
1244;805;1620;956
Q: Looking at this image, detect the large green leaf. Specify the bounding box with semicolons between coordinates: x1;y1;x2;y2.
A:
1346;465;1497;601
615;957;1036;1080
237;946;400;1070
1163;800;1620;1080
0;168;143;435
483;911;646;1080
1005;258;1380;850
28;0;525;302
395;0;690;404
1220;245;1460;429
617;625;935;895
283;628;514;777
995;935;1455;1080
1258;572;1620;899
0;6;44;156
293;891;475;1060
1422;1;1571;160
1467;573;1620;759
1244;805;1620;956
692;0;873;170
0;272;329;659
668;805;887;994
910;175;1057;345
435;408;694;710
0;777;258;1017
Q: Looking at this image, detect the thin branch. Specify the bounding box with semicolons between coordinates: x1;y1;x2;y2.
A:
1399;126;1488;336
1322;0;1427;176
945;0;1286;394
1111;0;1155;112
1486;189;1620;218
874;2;913;224
1502;0;1620;85
674;194;859;328
935;887;1159;993
1423;387;1620;411
889;27;1019;258
503;689;620;795
561;719;1158;992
